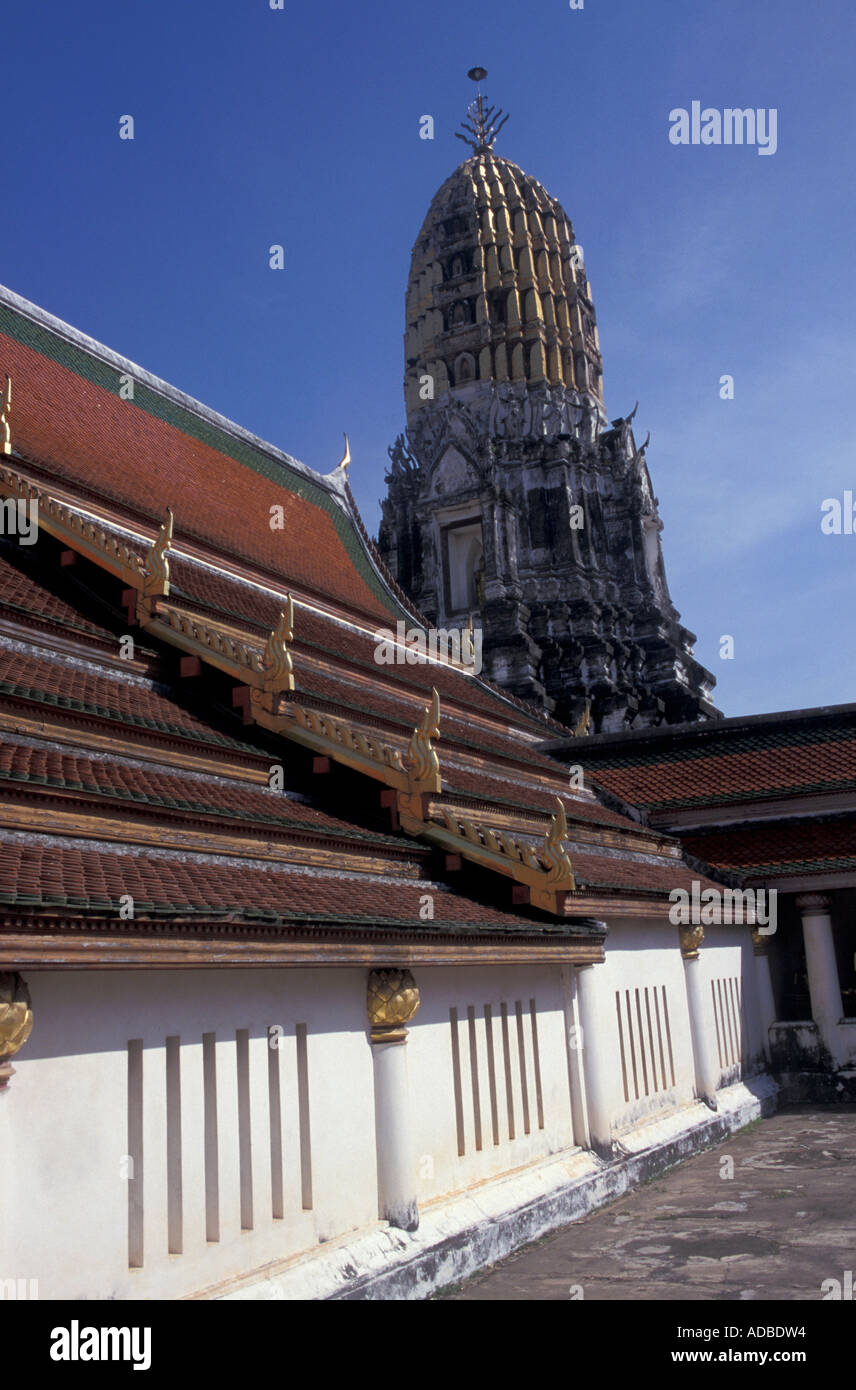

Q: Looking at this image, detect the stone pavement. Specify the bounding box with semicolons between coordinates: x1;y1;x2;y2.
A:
441;1107;856;1300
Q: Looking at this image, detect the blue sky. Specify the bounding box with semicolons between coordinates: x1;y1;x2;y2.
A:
2;0;854;718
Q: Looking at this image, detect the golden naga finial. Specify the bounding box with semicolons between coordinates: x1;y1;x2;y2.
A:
573;701;592;737
406;687;441;787
142;507;174;598
542;797;576;889
261;595;295;692
1;374;11;456
330;432;350;480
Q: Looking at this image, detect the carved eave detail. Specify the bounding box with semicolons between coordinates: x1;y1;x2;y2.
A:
401;794;577;915
143;598;295;698
251;693;413;790
0;464;145;586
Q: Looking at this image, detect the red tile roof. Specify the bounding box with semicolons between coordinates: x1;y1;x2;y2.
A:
681;818;856;878
0;740;407;850
0;548;112;638
0;642;253;752
582;722;856;811
0;316;399;624
0;838;572;934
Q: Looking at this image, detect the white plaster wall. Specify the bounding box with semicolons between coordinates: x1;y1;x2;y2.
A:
692;926;761;1083
587;919;698;1134
406;964;576;1205
588;920;762;1135
0;968;378;1300
0;942;767;1301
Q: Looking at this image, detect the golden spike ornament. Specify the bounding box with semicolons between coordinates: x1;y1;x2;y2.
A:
542;797;576;888
406;687;441;788
1;374;11;456
328;432;350;481
573;701;592;737
261;595;295;692
142;507;174;598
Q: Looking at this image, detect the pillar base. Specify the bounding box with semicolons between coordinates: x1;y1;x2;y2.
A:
385;1201;419;1234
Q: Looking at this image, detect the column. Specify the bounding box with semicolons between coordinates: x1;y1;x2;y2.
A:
575;960;613;1158
680;925;720;1110
796;893;844;1064
752;928;778;1063
366;969;420;1232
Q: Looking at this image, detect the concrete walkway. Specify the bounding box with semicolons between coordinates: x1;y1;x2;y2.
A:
441;1107;856;1301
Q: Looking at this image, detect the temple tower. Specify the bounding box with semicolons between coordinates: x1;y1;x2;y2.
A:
378;73;718;731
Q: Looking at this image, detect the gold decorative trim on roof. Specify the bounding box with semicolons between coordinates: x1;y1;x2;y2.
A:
573;702;592;738
0;464;145;584
261;598;295;693
1;375;11;456
401;794;577;915
142;508;173;599
405;687;441;787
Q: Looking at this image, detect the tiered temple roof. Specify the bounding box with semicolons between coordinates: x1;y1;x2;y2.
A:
0;283;720;969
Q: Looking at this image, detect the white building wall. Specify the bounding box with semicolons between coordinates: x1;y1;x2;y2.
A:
0;928;764;1299
692;927;761;1084
406;964;575;1206
0;968;378;1300
583;920;697;1134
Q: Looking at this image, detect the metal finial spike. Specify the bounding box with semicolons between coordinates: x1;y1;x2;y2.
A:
457;68;509;155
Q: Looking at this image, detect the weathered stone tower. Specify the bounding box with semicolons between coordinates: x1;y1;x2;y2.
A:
378;74;718;732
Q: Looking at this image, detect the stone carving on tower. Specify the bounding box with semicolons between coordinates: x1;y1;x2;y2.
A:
378;71;719;732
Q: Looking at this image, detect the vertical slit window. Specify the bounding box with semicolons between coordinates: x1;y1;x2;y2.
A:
165;1035;183;1255
267;1027;284;1220
500;1002;515;1141
467;1006;483;1152
449;1008;466;1157
515;1001;530;1135
236;1029;253;1231
484;1005;500;1147
295;1024;313;1209
202;1033;219;1243
127;1039;144;1269
529;999;544;1130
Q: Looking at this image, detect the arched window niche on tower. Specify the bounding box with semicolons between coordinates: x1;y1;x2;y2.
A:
442;519;485;616
453;352;476;385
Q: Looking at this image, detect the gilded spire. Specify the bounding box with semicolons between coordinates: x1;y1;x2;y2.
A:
455;67;509;155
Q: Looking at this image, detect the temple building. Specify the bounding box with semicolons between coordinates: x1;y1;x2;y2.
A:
551;705;856;1101
378;76;718;731
0;79;849;1304
0;279;771;1301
